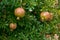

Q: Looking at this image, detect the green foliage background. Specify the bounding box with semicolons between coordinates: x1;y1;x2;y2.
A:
0;0;60;40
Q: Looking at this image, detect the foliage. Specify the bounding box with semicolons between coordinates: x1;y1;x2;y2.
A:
0;0;60;40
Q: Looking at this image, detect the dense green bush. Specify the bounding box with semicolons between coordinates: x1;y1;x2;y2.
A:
0;0;60;40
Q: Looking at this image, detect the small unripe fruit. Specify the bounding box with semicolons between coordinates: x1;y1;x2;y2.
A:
14;7;25;18
9;23;17;31
40;12;53;22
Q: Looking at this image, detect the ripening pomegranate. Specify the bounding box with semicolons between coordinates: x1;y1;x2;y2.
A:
40;12;53;22
9;23;17;31
46;34;51;38
14;7;25;20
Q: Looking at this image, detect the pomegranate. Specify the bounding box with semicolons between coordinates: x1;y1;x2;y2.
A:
46;34;51;38
40;12;53;22
14;7;25;19
9;23;17;31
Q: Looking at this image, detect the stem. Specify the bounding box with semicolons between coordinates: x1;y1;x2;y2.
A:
17;17;20;20
21;0;22;7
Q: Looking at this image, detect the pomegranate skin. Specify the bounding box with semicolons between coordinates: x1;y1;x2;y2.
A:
14;8;25;18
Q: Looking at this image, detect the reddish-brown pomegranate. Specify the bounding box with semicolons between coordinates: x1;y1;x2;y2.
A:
9;23;17;31
40;12;53;21
14;7;25;18
46;34;51;38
